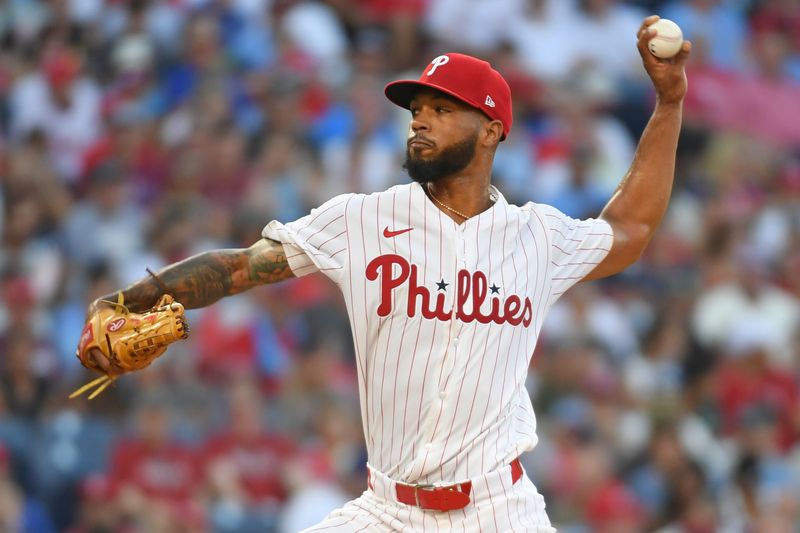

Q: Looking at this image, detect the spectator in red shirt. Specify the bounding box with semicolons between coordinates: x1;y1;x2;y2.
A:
202;380;295;532
586;481;646;533
716;334;800;452
110;394;201;506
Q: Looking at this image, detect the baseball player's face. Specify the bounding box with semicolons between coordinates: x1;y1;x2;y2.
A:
404;89;484;183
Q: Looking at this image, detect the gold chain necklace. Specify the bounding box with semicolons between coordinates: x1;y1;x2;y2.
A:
427;185;470;219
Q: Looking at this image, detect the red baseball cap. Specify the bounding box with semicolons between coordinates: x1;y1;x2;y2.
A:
385;53;513;140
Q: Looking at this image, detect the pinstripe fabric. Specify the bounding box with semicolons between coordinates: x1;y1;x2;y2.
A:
263;182;612;528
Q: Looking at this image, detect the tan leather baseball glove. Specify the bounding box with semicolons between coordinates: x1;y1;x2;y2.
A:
70;293;189;399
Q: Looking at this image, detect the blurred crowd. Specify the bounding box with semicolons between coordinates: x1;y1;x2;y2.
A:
1;0;799;531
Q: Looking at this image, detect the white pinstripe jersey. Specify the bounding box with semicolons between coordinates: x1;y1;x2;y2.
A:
263;182;613;484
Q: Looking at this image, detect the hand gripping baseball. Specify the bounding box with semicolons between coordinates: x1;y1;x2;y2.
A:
637;15;692;105
70;292;189;399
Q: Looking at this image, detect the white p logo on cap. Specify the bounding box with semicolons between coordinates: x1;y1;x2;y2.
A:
426;55;450;76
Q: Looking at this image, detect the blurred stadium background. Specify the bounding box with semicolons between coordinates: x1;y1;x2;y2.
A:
1;0;800;531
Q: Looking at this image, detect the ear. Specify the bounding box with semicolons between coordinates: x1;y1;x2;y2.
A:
481;120;504;147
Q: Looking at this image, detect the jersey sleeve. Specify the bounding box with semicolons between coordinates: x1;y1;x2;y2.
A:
539;204;614;299
262;194;353;283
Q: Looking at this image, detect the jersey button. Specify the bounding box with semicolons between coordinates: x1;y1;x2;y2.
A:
439;390;447;399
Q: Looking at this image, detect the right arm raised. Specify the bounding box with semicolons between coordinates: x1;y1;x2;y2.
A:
94;238;295;313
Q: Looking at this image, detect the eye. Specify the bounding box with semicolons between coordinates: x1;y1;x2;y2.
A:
410;107;419;117
435;106;450;113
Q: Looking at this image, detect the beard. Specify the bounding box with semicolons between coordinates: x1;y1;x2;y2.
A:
403;132;478;184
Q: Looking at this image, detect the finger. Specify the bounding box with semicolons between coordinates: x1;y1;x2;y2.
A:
637;25;661;60
637;14;660;36
672;40;692;67
637;13;666;46
89;348;113;374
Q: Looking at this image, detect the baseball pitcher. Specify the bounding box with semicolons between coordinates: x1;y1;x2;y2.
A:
76;17;690;531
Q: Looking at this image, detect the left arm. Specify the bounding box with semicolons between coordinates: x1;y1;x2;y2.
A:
585;16;692;281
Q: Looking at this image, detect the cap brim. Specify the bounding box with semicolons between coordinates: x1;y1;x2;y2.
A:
385;79;481;112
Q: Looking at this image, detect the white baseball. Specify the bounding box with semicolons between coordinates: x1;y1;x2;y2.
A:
648;18;684;59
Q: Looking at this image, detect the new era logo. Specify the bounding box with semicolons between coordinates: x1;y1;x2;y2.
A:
485;95;495;108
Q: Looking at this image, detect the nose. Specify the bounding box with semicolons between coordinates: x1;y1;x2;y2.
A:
410;108;431;134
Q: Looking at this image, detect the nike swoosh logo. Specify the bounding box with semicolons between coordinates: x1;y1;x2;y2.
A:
383;226;413;238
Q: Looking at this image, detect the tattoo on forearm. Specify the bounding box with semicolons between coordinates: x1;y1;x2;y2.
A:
246;241;291;284
100;239;292;312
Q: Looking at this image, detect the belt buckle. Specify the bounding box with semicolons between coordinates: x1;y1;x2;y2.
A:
410;483;435;507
